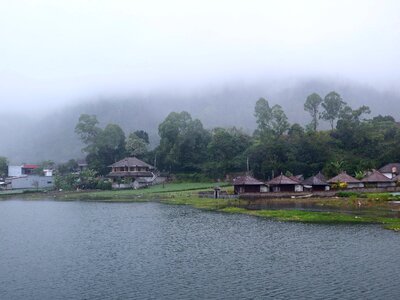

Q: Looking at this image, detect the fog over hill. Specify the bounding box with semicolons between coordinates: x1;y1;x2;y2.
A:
2;78;399;164
2;1;400;164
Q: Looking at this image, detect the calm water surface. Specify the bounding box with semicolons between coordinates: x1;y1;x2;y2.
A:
0;199;399;300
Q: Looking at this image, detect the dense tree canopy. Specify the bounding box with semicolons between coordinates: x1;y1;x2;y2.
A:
157;111;210;172
73;93;400;180
75;115;126;175
203;127;252;178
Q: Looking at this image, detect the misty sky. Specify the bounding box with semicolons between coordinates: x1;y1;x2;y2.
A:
1;0;400;113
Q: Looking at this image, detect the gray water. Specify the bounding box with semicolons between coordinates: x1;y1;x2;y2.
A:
0;200;399;300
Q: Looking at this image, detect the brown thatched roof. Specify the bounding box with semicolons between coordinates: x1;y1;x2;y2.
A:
289;175;304;183
109;157;154;168
267;174;299;185
327;172;360;184
233;176;264;185
315;172;327;182
379;163;400;174
362;170;392;183
302;174;329;186
392;174;400;181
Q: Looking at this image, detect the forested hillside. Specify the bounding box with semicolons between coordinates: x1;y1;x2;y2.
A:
1;79;400;163
67;90;400;181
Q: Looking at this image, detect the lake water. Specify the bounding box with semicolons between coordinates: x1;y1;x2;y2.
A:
1;199;399;300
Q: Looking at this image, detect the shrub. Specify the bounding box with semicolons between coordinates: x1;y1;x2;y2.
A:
337;191;361;198
96;180;112;190
55;174;78;191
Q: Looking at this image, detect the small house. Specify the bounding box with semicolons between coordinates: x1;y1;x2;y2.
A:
379;163;400;179
267;174;303;192
362;170;396;188
5;175;54;190
108;157;155;189
233;176;267;194
302;173;330;191
8;164;40;177
327;172;364;189
77;159;88;172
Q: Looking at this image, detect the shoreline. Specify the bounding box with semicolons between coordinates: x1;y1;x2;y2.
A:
2;184;400;232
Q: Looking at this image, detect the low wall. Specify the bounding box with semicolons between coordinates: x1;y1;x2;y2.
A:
7;175;54;190
198;191;238;199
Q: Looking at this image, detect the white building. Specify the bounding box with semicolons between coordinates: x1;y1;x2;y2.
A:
8;164;40;177
6;164;54;190
5;175;54;190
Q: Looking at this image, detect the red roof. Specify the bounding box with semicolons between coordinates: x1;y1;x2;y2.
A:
22;164;39;169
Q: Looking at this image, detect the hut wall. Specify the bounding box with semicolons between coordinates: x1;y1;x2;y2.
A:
377;182;396;188
347;183;365;189
311;185;328;192
271;185;296;192
234;185;261;194
244;185;261;193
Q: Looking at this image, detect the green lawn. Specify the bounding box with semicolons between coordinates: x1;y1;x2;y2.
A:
21;182;400;232
59;182;229;200
220;207;400;230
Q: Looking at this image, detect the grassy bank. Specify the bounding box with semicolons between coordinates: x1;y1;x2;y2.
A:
155;190;400;231
219;207;400;231
57;182;229;201
6;182;400;231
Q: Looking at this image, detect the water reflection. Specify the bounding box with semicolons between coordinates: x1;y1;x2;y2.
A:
0;200;399;299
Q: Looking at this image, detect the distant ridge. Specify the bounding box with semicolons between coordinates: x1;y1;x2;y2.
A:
1;78;400;163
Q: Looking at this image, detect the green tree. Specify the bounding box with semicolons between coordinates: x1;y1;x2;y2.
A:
126;132;148;157
320;91;346;130
330;160;345;174
254;98;289;137
75;114;101;152
57;159;79;175
254;98;273;136
334;105;371;151
304;93;323;131
0;156;8;178
77;169;98;189
288;123;305;137
133;130;150;144
90;124;126;174
75;114;126;175
205;127;252;177
271;104;290;136
338;105;371;123
157;111;210;171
